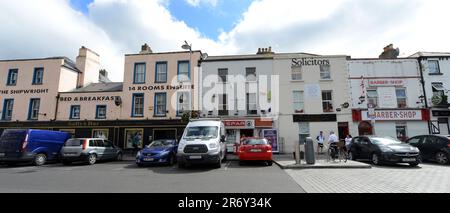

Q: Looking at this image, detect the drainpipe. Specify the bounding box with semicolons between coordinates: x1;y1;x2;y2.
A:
418;57;430;134
54;94;60;121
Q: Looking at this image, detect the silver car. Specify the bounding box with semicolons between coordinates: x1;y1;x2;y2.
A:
60;138;123;165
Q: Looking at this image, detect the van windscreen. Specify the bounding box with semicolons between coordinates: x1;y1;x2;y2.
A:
185;126;218;139
65;139;83;146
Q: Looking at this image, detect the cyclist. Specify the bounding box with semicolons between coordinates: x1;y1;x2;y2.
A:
327;131;339;160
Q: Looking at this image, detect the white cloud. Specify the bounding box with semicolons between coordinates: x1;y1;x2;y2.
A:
184;0;218;7
1;0;450;82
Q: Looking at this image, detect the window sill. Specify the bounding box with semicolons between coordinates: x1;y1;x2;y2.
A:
6;84;17;86
319;79;333;82
429;73;443;76
153;115;167;118
95;118;106;120
154;81;167;84
291;80;304;83
132;82;146;85
32;83;43;85
69;118;80;120
131;115;144;118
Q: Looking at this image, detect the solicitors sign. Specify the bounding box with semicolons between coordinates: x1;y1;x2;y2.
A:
361;109;423;121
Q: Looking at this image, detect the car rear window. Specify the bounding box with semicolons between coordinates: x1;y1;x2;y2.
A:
65;139;83;146
0;130;27;143
244;139;268;145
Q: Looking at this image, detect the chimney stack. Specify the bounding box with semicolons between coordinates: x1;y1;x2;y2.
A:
379;44;400;59
256;46;275;55
140;43;153;54
76;46;100;88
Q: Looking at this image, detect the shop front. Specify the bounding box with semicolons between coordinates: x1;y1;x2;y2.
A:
223;118;276;153
352;109;430;141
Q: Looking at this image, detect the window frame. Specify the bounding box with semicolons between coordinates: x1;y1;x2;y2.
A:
7;69;18;86
291;66;302;81
177;60;190;82
218;68;228;83
218;94;228;116
2;99;14;121
155;61;168;83
292;91;305;113
96;105;107;119
32;67;44;85
28;98;40;120
367;89;379;108
154;92;167;117
70;105;81;120
321;90;333;113
319;64;331;80
428;60;441;75
246;93;257;115
245;67;257;82
131;93;144;117
133;63;146;84
176;91;191;117
396;88;407;108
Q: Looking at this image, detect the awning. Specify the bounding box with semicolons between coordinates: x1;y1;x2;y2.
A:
432;83;445;91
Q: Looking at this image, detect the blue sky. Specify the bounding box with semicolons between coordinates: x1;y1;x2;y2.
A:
69;0;253;39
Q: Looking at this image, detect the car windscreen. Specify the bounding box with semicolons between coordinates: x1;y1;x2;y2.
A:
244;139;268;145
149;140;174;147
185;126;218;138
371;138;402;145
65;139;83;146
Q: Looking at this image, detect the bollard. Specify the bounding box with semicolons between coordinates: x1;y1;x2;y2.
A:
305;137;316;164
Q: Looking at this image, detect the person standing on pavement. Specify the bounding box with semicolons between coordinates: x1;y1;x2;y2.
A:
345;135;353;156
316;131;325;154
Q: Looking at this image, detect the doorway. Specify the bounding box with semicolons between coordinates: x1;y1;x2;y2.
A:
240;129;254;138
358;121;373;136
338;122;349;140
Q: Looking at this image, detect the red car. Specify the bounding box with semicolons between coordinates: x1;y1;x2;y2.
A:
238;138;273;166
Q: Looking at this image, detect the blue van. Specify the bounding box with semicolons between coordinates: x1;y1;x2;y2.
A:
0;129;71;166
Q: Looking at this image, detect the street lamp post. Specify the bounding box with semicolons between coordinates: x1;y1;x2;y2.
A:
181;41;192;120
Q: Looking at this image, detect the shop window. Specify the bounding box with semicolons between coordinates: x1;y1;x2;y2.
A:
93;129;108;140
320;64;331;80
396;88;407;108
395;122;407;142
70;105;80;119
7;69;18;86
155;62;167;83
322;90;333;112
178;61;190;82
291;66;302;80
28;98;40;120
292;91;304;113
2;99;14;121
133;63;146;84
367;90;378;108
32;68;44;85
154;93;167;116
245;67;257;82
218;68;228;83
428;60;441;74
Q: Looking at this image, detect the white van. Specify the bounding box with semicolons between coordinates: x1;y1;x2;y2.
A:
177;119;227;168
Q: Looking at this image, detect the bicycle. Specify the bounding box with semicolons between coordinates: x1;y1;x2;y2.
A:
327;141;348;162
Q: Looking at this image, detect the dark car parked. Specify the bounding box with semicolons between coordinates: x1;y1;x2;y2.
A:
136;139;178;167
349;136;420;166
405;135;450;165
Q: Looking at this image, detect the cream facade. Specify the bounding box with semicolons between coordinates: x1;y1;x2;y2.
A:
274;54;353;154
348;58;429;141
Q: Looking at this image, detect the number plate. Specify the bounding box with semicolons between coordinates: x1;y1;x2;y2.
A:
64;153;77;156
144;158;154;162
0;153;5;157
250;149;262;152
189;156;202;159
402;158;416;162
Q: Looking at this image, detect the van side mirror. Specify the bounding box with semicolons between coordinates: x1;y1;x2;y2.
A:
220;135;226;142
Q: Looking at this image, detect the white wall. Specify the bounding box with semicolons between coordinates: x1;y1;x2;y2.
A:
58;68;79;92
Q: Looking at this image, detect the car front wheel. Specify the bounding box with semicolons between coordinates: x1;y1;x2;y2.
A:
409;162;419;167
267;161;273;166
436;152;449;165
371;153;380;165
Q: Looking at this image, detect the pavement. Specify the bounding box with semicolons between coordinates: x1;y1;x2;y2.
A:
272;153;372;169
285;162;450;193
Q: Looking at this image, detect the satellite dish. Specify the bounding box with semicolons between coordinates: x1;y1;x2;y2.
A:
201;53;208;60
